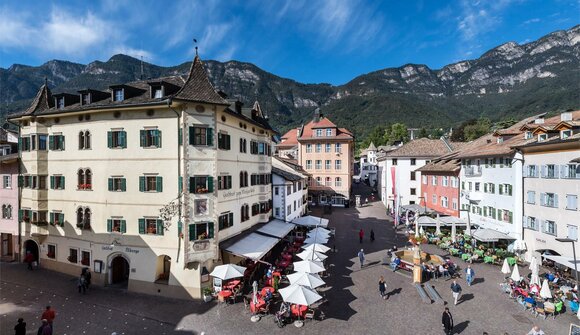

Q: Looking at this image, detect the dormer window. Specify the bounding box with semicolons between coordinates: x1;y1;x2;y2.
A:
57;97;65;109
152;86;163;99
113;89;124;102
315;129;323;137
82;93;91;105
561;129;572;139
497;136;503;144
538;133;548;142
524;131;533;140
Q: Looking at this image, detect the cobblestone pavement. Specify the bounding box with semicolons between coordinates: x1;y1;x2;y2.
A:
0;183;576;334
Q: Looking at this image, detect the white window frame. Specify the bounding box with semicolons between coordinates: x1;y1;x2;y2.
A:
326;128;332;136
335;143;342;153
306;144;312;153
2;175;11;189
335;160;341;170
422;175;427;184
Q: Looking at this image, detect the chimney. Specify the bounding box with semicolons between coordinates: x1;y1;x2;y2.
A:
561;112;572;122
235;100;243;114
534;117;544;124
313;108;322;122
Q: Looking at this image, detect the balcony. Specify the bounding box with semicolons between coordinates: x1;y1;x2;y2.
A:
464;166;482;177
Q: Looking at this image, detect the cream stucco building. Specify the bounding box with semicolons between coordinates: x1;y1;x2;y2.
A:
9;55;274;299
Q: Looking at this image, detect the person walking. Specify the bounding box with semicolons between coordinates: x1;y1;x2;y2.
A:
358;249;365;268
77;274;87;294
441;307;453;335
465;265;475;286
24;252;34;271
359;229;364;244
37;319;52;335
370;229;375;242
14;317;26;335
40;306;55;331
450;280;462;305
82;268;92;289
378;276;387;299
527;325;545;335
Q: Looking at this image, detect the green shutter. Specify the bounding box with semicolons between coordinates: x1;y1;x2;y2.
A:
107;219;113;232
189;224;196;241
18;209;23;221
18;175;23;187
60;176;65;189
218;176;222;190
49;212;54;225
121;178;126;192
509;211;513;223
59;213;64;226
226;135;231;150
138;218;146;234
156;219;164;235
156;130;162;148
178;128;182;146
121;220;126;233
484;183;488;193
189;177;194;193
208;222;214;238
48;135;54;150
108;178;113;191
189;127;194;145
139;176;145;192
229;212;234;226
50;176;55;189
107;131;113;148
156;176;163;192
140;130;145;147
508;185;513;196
178;176;182;193
120;131;127;148
59;135;65;150
207;128;213;146
207;177;214;192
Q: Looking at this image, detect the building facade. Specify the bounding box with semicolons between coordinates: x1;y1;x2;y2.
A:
272;157;308;222
520;111;580;261
9;55;274;300
0;129;19;261
416;154;461;217
359;142;378;186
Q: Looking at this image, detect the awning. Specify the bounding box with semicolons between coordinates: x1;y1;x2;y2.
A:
224;233;280;260
401;204;433;214
542;254;580;270
256;219;295;239
292;216;329;228
472;228;516;242
416;215;469;226
417;216;437;226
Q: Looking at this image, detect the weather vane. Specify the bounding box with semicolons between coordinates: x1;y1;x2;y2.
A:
193;38;198;56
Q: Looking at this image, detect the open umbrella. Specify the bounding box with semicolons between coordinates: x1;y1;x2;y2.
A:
303;236;329;245
297;250;328;262
307;231;331;240
309;227;331;235
540;279;553;299
451;221;457;242
501;259;511;274
252;280;258;305
287;272;325;289
293;260;325;273
209;264;246;280
279;284;322;306
302;243;331;253
510;264;521;282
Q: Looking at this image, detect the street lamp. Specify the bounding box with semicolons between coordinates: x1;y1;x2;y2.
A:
555;238;579;285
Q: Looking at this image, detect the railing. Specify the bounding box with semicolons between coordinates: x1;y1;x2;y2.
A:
78;184;92;190
464;166;482;177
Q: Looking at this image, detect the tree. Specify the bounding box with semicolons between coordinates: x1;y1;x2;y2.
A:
418;127;428;139
463;118;491;141
385;123;409;144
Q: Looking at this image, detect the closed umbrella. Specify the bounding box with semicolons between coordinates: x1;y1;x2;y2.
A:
293;260;325;273
465;214;471;237
287;272;325;289
302;243;330;253
435;214;441;236
209;264;246;280
501;259;511;274
510;264;521;282
252;280;258;305
540;279;552;299
529;256;537;271
297;250;328;262
530;258;541;286
451;222;457;243
279;284;322;306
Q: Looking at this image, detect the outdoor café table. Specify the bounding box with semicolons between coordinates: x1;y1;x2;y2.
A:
224;279;241;290
218;290;233;302
261;287;275;296
291;304;308;318
461;253;471;261
250;298;267;314
506;257;517;266
484;256;494;264
449;248;459;256
474;250;484;257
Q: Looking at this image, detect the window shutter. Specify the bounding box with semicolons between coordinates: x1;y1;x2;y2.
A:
540;220;545;233
508;184;513;196
48;135;54;150
208;222;214;238
120;131;127;148
189;177;194;193
540;193;545;206
140;130;145;147
156;130;162;148
561;165;567;178
207;177;214;192
156;219;164;235
554;165;560;179
554;194;559;208
18;175;23;187
189;224;196;241
226;135;231;150
228;176;232;189
523;216;528;228
178;176;182;193
59;213;64;226
107;219;113;232
139;176;145;192
120;220;126;233
50;176;55;189
541;165;547;178
229;212;234;225
121;178;126;192
207;128;213;146
554;222;558;236
484;183;488;193
107;131;113;148
156;176;163;192
178;128;182;146
108;178;113;191
218;133;222;149
18;209;22;222
138;218;146;234
189;127;194;145
60;176;65;189
217;176;222;190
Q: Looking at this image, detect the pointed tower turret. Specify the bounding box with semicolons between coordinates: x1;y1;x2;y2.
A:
173;55;229;105
24;82;53;116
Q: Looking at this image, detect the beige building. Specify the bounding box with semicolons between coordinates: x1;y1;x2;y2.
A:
9;55;274;299
278;109;354;206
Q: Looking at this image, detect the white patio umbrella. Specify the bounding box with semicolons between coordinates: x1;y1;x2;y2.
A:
303;236;329;245
501;259;511;274
451;222;457;242
293;260;325;273
279;284;322;306
540;279;553;299
297;250;328;262
510;264;521;282
209;264;246;280
419;226;425;236
307;231;331;240
529;256;538;271
287;272;325;289
465;215;471;237
302;243;331;253
309;227;331;235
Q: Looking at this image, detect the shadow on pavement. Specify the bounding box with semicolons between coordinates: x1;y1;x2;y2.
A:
472;277;485;285
453;320;470;334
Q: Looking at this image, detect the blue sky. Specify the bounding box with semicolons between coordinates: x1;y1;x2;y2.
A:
0;0;578;85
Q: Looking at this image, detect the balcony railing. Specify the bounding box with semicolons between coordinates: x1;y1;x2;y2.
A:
464;166;482;177
78;184;92;190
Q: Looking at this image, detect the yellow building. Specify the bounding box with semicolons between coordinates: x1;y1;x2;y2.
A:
9;55;274;299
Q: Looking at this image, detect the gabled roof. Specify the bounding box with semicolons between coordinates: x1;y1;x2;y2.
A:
367;142;377;151
299;117;353;140
384;138;460;158
23;83;53;116
310;117;337;129
415;152;461;173
278;128;299;148
173;55;229;105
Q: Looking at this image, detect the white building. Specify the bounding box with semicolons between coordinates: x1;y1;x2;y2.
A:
9;55;274;300
359;142;378;186
519;111;580;262
272;157;308;222
377;138;457;212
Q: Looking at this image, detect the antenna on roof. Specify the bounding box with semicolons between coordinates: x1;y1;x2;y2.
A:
140;56;144;80
44;76;48;87
193;38;198;56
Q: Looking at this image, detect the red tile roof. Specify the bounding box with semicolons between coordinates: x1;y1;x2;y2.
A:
384;138;460;158
299;117;353;140
279;128;299;148
310;117;337;129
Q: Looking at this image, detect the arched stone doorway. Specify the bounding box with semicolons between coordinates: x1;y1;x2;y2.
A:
23;240;39;265
109;254;130;288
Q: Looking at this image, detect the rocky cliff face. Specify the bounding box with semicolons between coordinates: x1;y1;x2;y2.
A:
1;25;578;138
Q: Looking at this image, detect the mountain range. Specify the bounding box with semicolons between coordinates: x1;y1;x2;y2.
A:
1;25;579;140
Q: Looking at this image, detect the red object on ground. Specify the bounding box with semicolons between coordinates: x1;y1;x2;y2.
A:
278;260;290;269
261;287;275;296
218;290;233;298
282;254;293;261
250;299;266;313
291;304;308;318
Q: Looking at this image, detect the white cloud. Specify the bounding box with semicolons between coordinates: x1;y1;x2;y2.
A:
522;18;541;25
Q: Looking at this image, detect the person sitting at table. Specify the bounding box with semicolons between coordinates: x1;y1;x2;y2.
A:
390;256;401;272
439;264;449;279
552;273;560;285
430;264;439;279
546;271;555;282
524;296;536;307
264;289;273;304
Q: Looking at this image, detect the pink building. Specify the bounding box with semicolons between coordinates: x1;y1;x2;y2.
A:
0;129;19;261
416;153;462;217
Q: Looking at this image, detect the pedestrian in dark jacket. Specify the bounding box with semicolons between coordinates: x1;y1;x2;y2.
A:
378;276;387;299
450;280;462;305
37;319;52;335
359;229;364;243
442;307;453;335
77;274;87;294
370;229;375;242
24;252;34;270
14;317;26;335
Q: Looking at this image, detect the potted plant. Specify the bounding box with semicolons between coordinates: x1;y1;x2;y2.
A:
202;287;213;302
